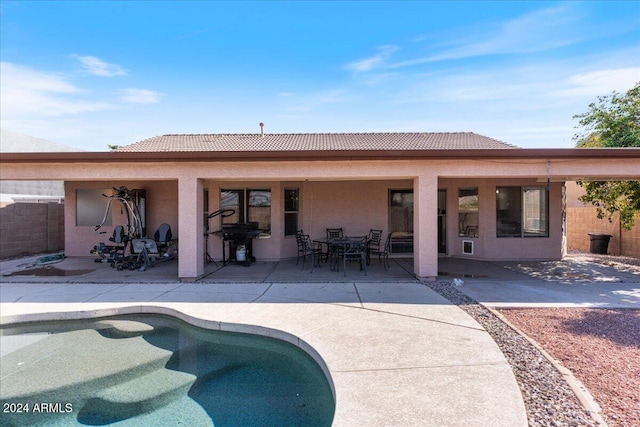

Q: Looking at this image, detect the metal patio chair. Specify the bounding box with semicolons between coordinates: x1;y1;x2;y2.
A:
295;230;305;265
370;232;392;270
366;229;383;265
300;234;322;272
343;236;367;277
326;227;344;263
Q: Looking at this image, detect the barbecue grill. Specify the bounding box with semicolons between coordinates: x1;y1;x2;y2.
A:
220;222;262;266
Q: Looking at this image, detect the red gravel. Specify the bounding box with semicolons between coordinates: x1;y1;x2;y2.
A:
498;308;640;427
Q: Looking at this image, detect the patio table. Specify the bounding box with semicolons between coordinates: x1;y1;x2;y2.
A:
312;237;341;269
313;236;368;272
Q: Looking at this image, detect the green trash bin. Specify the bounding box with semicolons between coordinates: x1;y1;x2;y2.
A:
588;233;612;254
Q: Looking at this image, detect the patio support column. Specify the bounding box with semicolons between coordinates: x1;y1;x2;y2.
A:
413;174;438;280
178;176;204;280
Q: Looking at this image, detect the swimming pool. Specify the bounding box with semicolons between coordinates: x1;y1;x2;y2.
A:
0;314;335;426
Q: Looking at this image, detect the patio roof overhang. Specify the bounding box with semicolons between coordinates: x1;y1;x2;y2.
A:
2;147;640;163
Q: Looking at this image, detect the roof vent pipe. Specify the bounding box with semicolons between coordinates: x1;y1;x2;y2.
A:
259;122;264;138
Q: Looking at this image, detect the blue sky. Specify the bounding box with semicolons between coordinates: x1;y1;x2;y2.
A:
1;1;639;151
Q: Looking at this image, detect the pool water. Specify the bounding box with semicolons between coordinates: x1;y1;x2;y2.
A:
0;315;335;426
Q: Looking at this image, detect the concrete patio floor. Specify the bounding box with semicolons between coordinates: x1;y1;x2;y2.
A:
2;254;637;308
0;255;417;284
438;256;640;309
1;253;638;426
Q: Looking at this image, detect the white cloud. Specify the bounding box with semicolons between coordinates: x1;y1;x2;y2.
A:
1;62;79;94
346;45;399;72
119;88;163;104
0;62;115;117
553;68;640;97
72;55;127;77
388;5;586;69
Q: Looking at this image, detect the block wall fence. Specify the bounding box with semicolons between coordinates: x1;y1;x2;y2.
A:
566;207;640;258
0;202;64;259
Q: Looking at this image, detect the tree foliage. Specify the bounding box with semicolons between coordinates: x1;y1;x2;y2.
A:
574;82;640;230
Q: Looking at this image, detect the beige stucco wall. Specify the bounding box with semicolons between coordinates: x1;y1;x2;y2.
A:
203;179;413;262
440;178;564;260
204;180;284;262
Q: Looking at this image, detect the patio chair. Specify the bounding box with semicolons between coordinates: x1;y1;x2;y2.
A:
326;228;344;262
300;234;322;272
343;236;367;277
370;232;392;270
295;230;305;265
366;229;383;265
326;228;343;239
154;223;175;258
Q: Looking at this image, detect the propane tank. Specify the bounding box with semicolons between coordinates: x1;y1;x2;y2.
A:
236;245;247;262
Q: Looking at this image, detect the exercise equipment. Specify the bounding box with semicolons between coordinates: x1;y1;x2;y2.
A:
90;187;175;271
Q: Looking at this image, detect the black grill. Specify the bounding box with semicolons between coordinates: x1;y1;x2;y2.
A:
221;222;261;265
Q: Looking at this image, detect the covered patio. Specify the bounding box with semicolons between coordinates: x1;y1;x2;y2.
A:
2;133;639;282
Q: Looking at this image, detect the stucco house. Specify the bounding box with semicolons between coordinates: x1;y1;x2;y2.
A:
1;131;639;281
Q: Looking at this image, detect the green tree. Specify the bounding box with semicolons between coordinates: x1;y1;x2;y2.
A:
573;82;640;230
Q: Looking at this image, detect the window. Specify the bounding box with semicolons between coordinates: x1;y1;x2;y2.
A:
203;188;210;230
496;186;548;237
523;187;548;237
220;188;271;234
389;190;413;253
220;190;244;225
76;189;111;226
496;187;521;237
458;188;478;237
284;188;299;236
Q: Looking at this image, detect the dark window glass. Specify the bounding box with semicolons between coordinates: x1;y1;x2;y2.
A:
496;186;548;237
389;190;413;253
496;187;522;237
284;188;299;236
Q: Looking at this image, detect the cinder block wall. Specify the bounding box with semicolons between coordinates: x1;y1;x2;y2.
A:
566;207;639;257
621;220;640;257
565;181;639;258
0;202;65;259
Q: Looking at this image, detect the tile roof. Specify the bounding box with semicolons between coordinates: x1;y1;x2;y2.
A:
117;132;518;152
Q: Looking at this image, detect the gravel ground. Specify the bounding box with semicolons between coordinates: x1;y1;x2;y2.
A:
425;281;600;427
565;250;640;269
497;308;640;427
